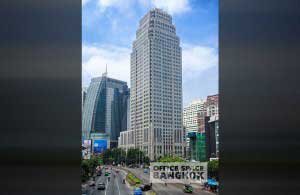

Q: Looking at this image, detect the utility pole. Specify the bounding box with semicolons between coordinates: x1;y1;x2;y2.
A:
138;148;140;166
124;149;126;166
139;147;141;167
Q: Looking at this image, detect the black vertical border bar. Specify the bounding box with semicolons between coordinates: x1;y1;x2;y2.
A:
0;1;81;194
220;1;300;195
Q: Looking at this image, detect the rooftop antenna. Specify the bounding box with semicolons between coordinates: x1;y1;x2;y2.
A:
102;64;108;77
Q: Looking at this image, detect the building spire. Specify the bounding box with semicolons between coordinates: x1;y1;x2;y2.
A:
102;64;108;77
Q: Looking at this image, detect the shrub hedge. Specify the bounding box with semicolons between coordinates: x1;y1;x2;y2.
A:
126;173;142;186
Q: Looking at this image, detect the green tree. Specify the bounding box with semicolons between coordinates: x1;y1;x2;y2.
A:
208;160;219;180
126;148;149;166
100;148;127;165
81;155;105;182
208;160;219;172
81;160;91;182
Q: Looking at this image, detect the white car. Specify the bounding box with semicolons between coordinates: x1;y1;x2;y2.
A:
88;181;95;187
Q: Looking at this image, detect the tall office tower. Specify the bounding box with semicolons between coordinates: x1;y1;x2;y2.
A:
206;94;219;117
130;8;184;160
82;73;129;148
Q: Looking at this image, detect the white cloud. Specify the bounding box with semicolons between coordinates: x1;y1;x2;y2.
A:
182;44;218;78
82;0;91;6
97;0;191;15
150;0;191;15
82;44;131;87
82;43;218;87
98;0;134;13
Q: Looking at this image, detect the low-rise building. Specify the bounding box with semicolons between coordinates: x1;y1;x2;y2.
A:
206;94;219;117
118;130;135;152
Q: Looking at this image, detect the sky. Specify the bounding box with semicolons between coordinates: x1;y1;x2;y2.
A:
82;0;218;106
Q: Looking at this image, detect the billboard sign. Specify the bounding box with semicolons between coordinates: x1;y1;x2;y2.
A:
82;139;91;160
93;139;107;154
150;162;207;184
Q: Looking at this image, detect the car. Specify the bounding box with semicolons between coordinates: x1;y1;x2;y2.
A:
97;170;102;176
143;169;149;174
133;187;142;195
140;183;152;191
97;183;105;190
88;181;95;187
183;184;193;193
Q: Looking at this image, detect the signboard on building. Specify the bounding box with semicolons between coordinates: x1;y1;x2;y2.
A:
90;132;110;152
150;162;207;184
82;139;91;160
93;139;108;154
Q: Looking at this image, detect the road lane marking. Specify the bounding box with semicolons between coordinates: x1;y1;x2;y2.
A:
116;174;121;195
105;178;108;195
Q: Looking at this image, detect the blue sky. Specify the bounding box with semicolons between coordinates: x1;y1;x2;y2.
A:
82;0;218;106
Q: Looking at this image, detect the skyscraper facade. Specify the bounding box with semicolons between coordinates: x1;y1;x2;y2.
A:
82;74;129;148
130;8;184;160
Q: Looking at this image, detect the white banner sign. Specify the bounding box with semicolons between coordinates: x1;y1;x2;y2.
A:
82;140;91;160
150;162;207;184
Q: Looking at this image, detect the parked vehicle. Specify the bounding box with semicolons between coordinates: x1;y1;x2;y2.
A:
140;183;152;191
206;179;219;192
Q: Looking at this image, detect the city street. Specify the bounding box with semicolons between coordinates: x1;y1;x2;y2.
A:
84;169;131;195
123;167;214;195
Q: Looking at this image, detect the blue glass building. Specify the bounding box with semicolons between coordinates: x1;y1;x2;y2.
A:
82;74;129;148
